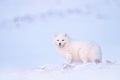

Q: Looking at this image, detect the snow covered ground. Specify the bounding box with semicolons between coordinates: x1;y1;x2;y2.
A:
1;63;120;80
0;0;120;80
23;63;120;80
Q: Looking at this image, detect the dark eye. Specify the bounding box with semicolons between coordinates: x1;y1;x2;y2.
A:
62;40;64;41
57;40;59;41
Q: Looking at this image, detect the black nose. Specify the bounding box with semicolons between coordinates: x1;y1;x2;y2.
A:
59;43;61;45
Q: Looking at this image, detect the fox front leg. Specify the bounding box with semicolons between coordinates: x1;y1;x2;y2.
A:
65;54;73;64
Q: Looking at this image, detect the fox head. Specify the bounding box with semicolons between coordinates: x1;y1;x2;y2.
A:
54;33;70;48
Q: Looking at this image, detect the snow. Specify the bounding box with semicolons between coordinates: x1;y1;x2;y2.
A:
1;63;120;80
0;0;120;80
25;63;120;80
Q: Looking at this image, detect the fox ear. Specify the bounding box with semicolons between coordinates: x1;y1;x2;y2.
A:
54;34;58;37
63;33;67;37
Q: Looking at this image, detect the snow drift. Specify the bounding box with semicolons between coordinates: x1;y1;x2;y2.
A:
1;63;120;80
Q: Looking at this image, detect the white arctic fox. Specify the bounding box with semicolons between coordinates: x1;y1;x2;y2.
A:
54;33;102;64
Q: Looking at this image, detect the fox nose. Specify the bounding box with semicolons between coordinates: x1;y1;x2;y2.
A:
59;43;61;45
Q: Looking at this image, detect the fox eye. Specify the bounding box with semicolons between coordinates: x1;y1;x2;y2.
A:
57;40;59;41
62;40;64;41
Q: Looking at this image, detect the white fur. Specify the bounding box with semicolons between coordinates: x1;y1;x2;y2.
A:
54;33;102;64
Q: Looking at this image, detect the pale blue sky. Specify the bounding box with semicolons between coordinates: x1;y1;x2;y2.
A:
0;0;120;70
